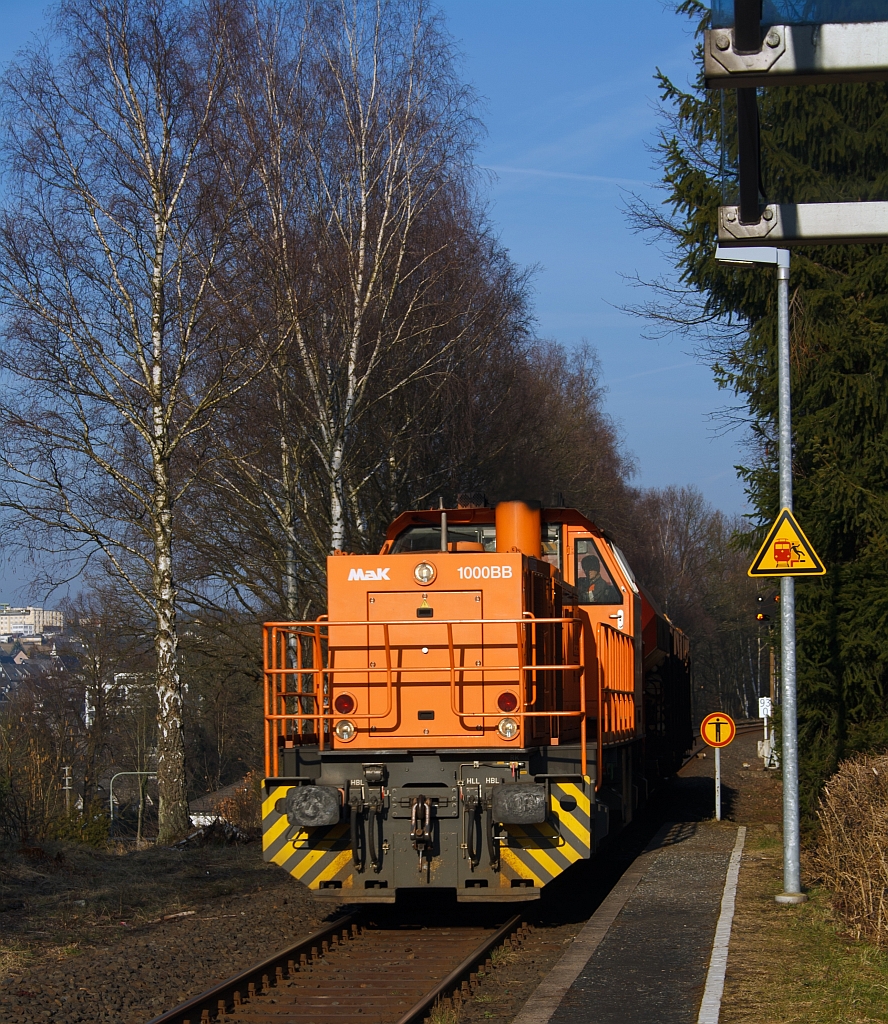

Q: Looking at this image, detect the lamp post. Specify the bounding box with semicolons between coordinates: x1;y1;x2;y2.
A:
715;245;807;905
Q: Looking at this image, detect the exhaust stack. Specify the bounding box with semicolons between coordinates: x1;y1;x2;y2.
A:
495;500;541;559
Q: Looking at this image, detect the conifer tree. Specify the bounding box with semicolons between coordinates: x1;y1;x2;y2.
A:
639;0;888;815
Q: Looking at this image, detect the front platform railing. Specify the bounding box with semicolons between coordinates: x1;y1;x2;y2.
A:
263;614;591;775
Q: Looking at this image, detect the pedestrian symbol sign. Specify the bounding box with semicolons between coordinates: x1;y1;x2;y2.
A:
701;712;736;748
748;508;826;578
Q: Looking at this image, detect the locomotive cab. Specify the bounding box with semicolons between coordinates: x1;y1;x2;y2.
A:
261;501;691;902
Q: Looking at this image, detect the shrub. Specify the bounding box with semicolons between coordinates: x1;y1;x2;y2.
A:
815;753;888;946
48;800;111;847
214;771;261;830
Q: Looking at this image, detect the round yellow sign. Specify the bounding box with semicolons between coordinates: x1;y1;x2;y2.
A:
701;712;736;748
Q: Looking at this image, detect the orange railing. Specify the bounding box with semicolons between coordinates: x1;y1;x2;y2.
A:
263;615;590;776
597;622;635;744
593;622;636;793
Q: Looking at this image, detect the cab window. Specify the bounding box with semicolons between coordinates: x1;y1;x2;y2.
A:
542;523;561;570
391;524;496;553
574;537;622;605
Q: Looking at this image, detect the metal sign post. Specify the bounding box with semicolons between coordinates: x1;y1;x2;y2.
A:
774;262;808;905
701;712;736;821
706;1;888;246
62;766;72;814
716;245;808;904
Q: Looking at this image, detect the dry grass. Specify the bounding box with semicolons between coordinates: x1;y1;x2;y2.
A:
427;1001;462;1024
488;944;518;968
0;836;287;981
815;754;888;947
722;828;888;1024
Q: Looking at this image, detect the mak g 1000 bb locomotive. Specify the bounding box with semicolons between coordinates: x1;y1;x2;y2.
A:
261;500;692;902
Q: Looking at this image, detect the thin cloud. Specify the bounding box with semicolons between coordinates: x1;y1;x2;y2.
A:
609;361;695;384
482;165;653;188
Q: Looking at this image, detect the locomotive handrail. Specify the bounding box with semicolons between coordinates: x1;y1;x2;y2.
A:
594;621;636;787
263;614;594;776
263;616;580;627
443;618;589;775
264;620;397;764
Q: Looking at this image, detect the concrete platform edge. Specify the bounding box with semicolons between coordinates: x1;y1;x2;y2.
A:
696;826;747;1024
510;823;675;1024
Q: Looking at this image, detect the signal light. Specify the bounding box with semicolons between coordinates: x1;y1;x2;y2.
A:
497;691;518;713
334;693;355;714
757;589;778;618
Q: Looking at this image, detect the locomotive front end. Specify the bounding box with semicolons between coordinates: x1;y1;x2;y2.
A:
261;501;598;901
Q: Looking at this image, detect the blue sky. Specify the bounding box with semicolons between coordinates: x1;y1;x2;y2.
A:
0;1;750;601
442;1;749;517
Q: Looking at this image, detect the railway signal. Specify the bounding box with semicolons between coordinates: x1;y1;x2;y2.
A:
755;590;779;622
701;712;736;821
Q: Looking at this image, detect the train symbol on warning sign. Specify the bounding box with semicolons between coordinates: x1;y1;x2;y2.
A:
748;508;825;578
773;539;804;568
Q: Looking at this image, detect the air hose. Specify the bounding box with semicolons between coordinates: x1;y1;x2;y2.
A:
487;805;500;871
464;801;481;869
368;800;383;873
350;802;364;873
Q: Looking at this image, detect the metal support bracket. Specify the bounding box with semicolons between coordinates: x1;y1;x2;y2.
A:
707;26;786;76
719;201;888;245
706;22;888;88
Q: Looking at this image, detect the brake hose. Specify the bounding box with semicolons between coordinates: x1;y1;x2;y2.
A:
465;801;481;868
368;800;382;873
350;802;364;873
487;805;500;871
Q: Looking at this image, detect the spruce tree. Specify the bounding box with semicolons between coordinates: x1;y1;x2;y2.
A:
646;0;888;816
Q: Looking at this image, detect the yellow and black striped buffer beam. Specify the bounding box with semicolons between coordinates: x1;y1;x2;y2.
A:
499;779;592;888
262;783;353;890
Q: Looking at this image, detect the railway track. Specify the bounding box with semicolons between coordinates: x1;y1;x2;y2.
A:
146;911;527;1024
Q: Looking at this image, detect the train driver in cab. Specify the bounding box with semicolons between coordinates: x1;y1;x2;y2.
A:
577;552;621;604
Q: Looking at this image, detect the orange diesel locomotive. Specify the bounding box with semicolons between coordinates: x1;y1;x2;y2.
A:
262;501;692;902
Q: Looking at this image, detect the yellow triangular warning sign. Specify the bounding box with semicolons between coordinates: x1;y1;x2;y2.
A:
748;508;826;577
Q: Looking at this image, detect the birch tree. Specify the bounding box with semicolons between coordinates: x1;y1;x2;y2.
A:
0;0;260;840
183;0;531;619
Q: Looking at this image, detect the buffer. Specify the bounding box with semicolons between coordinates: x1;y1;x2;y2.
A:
748;507;826;577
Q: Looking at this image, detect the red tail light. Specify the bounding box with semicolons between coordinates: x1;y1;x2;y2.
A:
497;691;518;713
334;693;355;714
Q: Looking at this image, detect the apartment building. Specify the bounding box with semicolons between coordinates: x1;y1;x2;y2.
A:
0;606;64;636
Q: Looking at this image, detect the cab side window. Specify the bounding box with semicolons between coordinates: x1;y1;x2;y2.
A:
574;538;622;605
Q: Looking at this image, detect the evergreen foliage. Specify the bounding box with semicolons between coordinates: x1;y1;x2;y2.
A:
646;0;888;816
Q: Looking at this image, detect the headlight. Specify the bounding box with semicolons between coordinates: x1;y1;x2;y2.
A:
334;720;356;742
497;717;519;740
414;561;436;585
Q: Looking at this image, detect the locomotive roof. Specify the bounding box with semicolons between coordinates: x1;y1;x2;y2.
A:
381;505;606;551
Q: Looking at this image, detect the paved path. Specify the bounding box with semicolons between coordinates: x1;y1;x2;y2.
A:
514;821;743;1024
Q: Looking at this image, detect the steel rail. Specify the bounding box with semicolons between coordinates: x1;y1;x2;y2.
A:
143;912;358;1024
392;912;523;1024
144;910;523;1024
